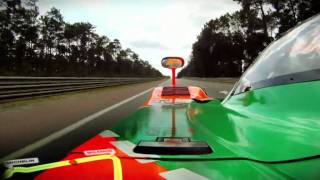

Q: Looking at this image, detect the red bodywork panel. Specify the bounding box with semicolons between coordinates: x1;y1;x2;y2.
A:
144;86;209;106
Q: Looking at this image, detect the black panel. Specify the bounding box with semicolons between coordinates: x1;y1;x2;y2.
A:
161;87;190;96
133;137;213;155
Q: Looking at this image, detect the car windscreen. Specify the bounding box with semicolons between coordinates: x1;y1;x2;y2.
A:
233;15;320;95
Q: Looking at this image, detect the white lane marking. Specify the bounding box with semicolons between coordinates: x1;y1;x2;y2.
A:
0;87;154;162
159;168;209;180
111;140;159;164
99;130;119;138
3;157;39;168
219;90;229;95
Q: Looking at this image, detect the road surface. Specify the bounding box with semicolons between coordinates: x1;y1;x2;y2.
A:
0;78;235;166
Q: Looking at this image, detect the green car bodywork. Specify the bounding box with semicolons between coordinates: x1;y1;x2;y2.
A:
111;80;320;179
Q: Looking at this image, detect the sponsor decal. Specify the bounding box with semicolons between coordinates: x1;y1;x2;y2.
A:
84;148;115;156
4;157;39;168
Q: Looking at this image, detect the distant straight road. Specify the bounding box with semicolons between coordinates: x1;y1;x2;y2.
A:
0;78;235;165
176;78;237;98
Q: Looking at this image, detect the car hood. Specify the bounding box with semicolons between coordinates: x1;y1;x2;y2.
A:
9;82;320;179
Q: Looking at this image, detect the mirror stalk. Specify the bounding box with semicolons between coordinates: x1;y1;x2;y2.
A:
172;68;176;87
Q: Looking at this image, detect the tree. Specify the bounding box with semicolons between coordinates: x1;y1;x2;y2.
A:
178;0;319;77
0;1;162;77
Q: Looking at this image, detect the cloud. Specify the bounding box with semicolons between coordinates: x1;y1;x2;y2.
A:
130;40;169;50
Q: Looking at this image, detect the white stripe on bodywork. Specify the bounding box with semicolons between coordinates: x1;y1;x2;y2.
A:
111;140;159;164
99;130;119;138
159;168;209;180
4;157;39;168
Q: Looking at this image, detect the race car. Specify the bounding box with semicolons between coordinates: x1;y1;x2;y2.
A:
2;14;320;180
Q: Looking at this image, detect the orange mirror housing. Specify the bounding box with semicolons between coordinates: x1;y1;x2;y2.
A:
161;57;184;69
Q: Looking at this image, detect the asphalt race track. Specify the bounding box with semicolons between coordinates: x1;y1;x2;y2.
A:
0;78;236;174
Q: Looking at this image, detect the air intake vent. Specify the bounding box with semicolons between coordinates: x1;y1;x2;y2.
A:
133;137;213;155
161;87;190;96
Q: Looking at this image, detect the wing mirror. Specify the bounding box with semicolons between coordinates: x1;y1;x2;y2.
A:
161;57;184;69
161;57;184;87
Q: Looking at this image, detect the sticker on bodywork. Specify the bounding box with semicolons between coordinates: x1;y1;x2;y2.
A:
83;148;115;156
3;157;39;168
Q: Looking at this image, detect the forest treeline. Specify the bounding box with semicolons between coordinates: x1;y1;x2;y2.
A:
178;0;319;77
0;0;162;77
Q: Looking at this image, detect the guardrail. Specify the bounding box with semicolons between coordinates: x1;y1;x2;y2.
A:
0;76;162;102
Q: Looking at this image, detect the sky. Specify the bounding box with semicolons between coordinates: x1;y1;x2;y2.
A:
37;0;241;75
